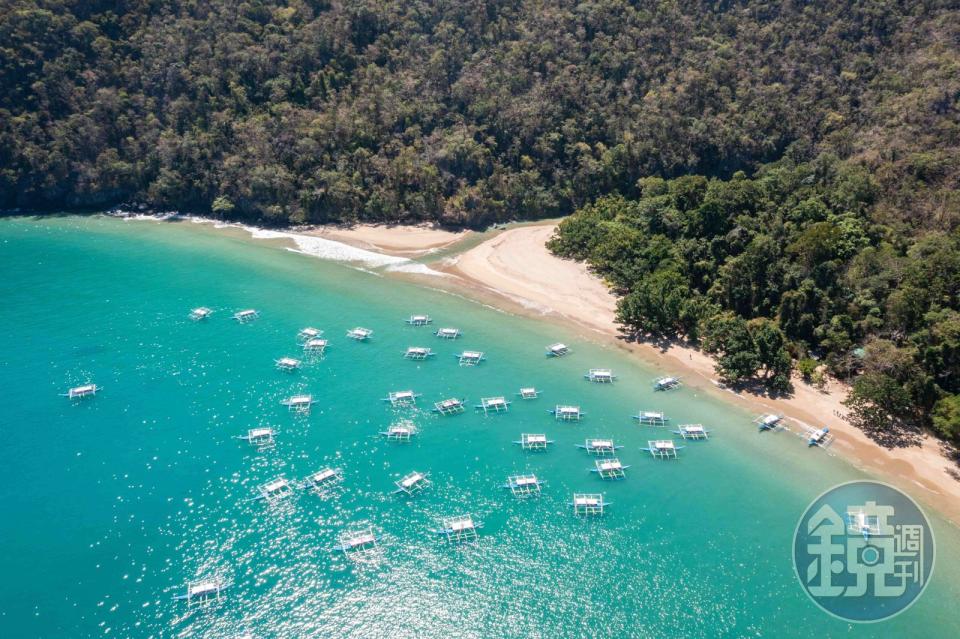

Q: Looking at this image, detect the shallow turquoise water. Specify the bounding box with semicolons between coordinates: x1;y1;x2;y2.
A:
1;215;958;638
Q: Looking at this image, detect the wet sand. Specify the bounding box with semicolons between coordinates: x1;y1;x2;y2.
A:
302;223;470;257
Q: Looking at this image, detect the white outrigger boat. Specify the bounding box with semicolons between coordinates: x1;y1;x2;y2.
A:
404;346;435;360
384;390;421;406
393;471;431;496
674;424;710;440
434;327;462;339
174;579;230;607
476;396;510;414
281;394;316;413
577;438;621;455
275;356;302;371
546;343;570;357
585;368;616;383
432;397;466;415
233;309;259;322
332;527;380;556
514;433;553;450
571;493;608;515
237;427;276;451
302;337;329;354
189;307;213;321
381;421;416;442
63;383;99;399
502;474;545;497
642;439;684;459
517;387;540;399
653;375;681;391
297;327;322;341
255;476;294;503
346;327;373;341
456;350;486;366
300;467;342;493
432;515;482;543
592;458;628;479
549;405;583;421
754;413;785;431
632;410;668;426
406;314;432;326
806;426;834;448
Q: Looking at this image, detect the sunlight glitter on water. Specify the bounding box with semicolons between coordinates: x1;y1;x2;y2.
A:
2;216;959;639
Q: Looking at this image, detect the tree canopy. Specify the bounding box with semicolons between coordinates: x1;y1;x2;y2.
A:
1;0;958;228
549;155;960;446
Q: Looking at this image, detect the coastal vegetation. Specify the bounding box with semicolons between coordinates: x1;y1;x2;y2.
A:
548;160;960;449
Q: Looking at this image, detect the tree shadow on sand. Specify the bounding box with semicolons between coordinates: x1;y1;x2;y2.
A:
616;330;675;354
940;442;960;481
725;378;796;400
616;331;796;399
849;417;925;449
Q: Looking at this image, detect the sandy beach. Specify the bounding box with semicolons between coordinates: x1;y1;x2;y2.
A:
270;219;960;524
302;223;471;257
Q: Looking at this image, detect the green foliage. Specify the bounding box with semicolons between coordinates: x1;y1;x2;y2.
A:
615;269;689;337
916;309;960;396
932;395;960;443
1;1;958;227
547;196;625;260
811;370;827;391
701;313;761;385
211;196;235;216
748;318;793;392
797;358;819;382
714;235;784;317
699;313;793;391
551;157;960;427
843;372;918;443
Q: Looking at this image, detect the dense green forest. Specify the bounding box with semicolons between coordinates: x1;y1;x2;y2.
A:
549;160;960;447
1;0;957;227
2;1;958;446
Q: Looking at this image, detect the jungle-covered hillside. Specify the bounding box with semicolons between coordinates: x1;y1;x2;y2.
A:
549;159;960;446
1;0;958;229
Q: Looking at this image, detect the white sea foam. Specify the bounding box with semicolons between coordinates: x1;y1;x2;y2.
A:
108;209;181;222
107;211;446;275
242;226;448;275
247;228;409;268
385;262;449;277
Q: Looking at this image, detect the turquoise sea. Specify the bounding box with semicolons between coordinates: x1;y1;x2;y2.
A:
1;215;958;639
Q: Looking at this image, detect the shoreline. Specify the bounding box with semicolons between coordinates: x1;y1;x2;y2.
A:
398;223;960;527
299;223;472;257
112;213;960;525
111;212;459;275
